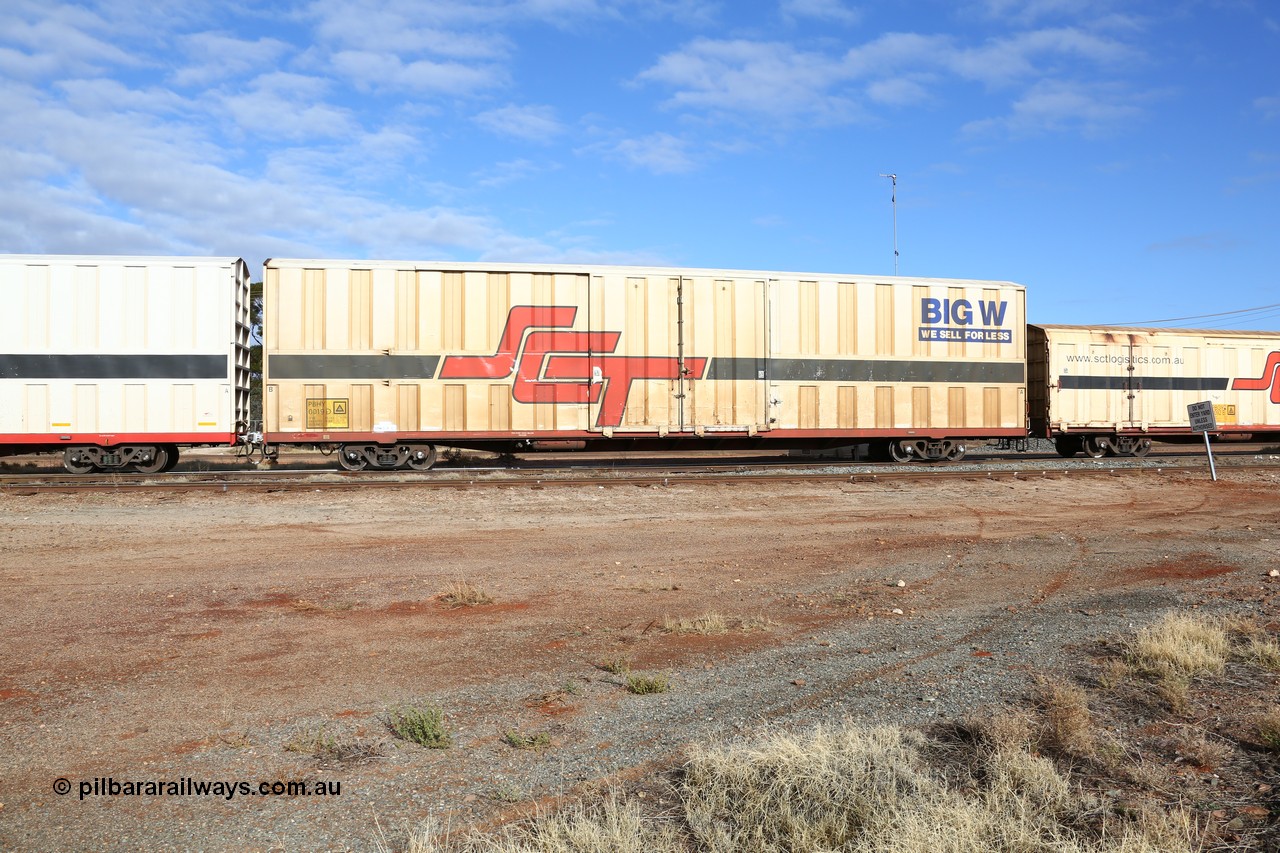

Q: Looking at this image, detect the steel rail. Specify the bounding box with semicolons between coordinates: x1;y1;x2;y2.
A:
2;458;1275;494
2;445;1275;487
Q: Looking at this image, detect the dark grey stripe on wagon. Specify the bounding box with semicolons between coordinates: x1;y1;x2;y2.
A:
0;354;226;380
269;354;442;380
1058;376;1230;391
706;357;1025;384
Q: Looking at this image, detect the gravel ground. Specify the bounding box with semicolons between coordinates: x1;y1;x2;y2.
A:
1;465;1277;851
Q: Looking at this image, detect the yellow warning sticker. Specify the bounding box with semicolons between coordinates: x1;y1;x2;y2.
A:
1213;403;1237;425
306;398;350;430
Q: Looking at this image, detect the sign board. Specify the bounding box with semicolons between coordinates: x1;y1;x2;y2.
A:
1187;401;1217;433
306;398;349;430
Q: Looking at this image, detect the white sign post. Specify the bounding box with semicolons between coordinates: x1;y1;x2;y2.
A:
1187;401;1218;481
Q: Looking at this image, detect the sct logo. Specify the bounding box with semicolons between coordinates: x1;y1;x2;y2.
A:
920;298;1008;326
438;306;708;428
1231;351;1280;403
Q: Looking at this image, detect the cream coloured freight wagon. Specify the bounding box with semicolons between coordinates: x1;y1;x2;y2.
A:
262;260;1027;468
0;255;253;472
1028;324;1280;457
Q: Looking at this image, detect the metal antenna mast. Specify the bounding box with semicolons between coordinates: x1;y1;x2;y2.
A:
879;173;898;275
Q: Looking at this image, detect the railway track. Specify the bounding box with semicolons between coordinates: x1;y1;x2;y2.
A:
2;454;1275;493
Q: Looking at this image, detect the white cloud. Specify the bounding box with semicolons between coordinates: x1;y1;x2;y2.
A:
866;77;931;105
0;1;139;78
606;133;696;174
307;0;513;59
781;0;861;26
55;79;189;116
474;104;565;143
638;39;861;123
221;73;356;140
1256;95;1280;122
172;33;292;88
974;0;1112;25
637;25;1138;132
961;79;1141;137
330;49;505;95
473;158;554;188
948;27;1132;86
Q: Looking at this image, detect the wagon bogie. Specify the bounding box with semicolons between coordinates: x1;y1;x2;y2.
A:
61;443;172;473
334;442;438;472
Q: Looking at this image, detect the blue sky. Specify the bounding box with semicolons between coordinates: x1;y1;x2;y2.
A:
1;0;1276;325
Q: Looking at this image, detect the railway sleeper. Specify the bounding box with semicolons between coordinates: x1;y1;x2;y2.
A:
336;443;437;472
63;444;178;474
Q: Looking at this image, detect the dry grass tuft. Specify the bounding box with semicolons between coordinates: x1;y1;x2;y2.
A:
1241;637;1280;671
1258;708;1280;751
1170;727;1230;769
439;580;494;609
1128;612;1229;679
1155;675;1193;717
284;725;385;763
662;612;727;634
1035;680;1096;757
661;612;773;635
966;707;1035;755
1097;658;1129;690
680;722;1194;853
597;656;631;675
400;797;683;853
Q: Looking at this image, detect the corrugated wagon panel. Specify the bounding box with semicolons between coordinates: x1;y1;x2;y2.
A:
765;276;1024;433
262;259;1027;446
1031;325;1280;436
0;255;249;446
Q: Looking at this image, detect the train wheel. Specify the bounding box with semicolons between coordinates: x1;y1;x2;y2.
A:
337;445;370;471
132;446;170;474
403;444;437;471
946;443;967;462
63;448;96;474
1054;436;1082;458
1130;439;1152;458
1080;436;1108;458
160;445;180;472
887;441;915;463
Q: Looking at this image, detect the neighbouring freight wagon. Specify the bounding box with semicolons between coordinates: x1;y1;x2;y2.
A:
0;255;253;472
1028;324;1280;457
263;260;1027;468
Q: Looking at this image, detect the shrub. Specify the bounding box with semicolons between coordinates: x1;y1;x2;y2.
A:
388;705;452;749
625;672;670;694
504;730;552;750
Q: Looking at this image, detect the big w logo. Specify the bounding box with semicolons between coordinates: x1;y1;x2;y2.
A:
1231;351;1280;403
438;306;709;428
